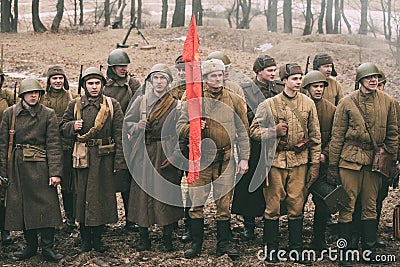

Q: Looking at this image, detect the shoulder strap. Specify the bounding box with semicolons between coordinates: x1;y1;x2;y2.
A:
350;94;378;150
272;97;283;124
7;105;16;176
74;97;81;120
141;93;147;120
281;95;308;138
68;90;73;101
105;96;114;120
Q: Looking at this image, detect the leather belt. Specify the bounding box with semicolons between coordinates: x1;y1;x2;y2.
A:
346;140;374;151
85;138;114;147
15;144;45;151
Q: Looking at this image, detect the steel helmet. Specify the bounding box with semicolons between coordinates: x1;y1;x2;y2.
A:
378;69;386;84
107;49;131;66
19;78;45;97
81;67;106;88
147;63;173;82
207;51;231;66
302;70;328;89
355;63;381;83
201;59;225;76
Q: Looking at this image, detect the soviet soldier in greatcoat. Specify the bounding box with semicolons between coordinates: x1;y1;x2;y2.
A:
312;52;344;106
301;70;336;251
41;65;77;229
60;67;125;253
0;78;64;262
169;55;187;100
232;54;284;240
0;66;14;245
250;63;321;265
177;59;250;260
327;63;398;266
103;49;141;231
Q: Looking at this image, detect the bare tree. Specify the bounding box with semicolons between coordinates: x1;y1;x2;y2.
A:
51;0;64;32
172;0;185;27
105;0;110;27
333;0;340;33
381;0;392;40
160;0;168;28
318;0;326;33
359;0;368;34
340;0;352;33
32;0;47;32
130;0;136;23
326;0;333;33
283;0;292;33
192;0;202;26
1;0;12;32
79;0;83;26
303;0;313;35
137;0;142;28
12;0;18;32
267;0;278;32
227;1;236;28
236;0;251;29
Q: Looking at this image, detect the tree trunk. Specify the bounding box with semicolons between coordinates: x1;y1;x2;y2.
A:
359;0;368;34
1;0;12;32
237;0;251;29
79;0;83;26
51;0;64;32
193;0;202;26
267;0;277;32
283;0;292;33
333;0;340;33
387;0;392;40
160;0;168;28
318;0;325;34
326;0;333;33
340;0;351;34
104;0;110;27
137;0;142;28
172;0;185;27
227;1;236;28
130;0;136;23
32;0;47;32
303;0;312;35
11;0;18;32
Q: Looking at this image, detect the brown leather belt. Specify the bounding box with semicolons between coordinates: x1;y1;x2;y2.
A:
85;138;114;147
202;144;231;154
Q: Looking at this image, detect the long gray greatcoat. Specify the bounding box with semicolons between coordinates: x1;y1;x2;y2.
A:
60;93;125;227
124;91;183;227
0;102;63;230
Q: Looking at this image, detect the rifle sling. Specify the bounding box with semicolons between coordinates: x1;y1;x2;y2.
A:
7;105;16;176
281;94;309;138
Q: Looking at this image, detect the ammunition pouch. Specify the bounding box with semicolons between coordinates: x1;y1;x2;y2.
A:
72;142;89;169
16;144;47;162
98;143;115;157
372;146;394;178
293;138;316;154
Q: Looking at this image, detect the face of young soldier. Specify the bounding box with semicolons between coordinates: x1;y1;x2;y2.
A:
224;65;231;80
23;90;40;106
49;75;65;90
176;65;185;81
258;66;277;83
359;75;379;94
151;73;169;95
114;65;128;78
85;78;102;97
377;82;385;91
284;74;302;93
318;63;333;78
308;82;325;100
204;70;224;90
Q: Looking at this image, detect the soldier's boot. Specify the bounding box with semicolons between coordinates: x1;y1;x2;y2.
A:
181;207;192;243
92;225;107;253
243;216;256;240
375;205;385;248
1;230;12;245
338;222;353;267
216;220;239;260
61;190;76;228
78;225;92;253
40;228;63;262
312;207;328;251
263;219;279;263
184;218;204;259
14;229;38;260
0;204;12;245
162;223;174;252
361;219;385;264
288;219;311;266
121;190;139;231
136;227;151;251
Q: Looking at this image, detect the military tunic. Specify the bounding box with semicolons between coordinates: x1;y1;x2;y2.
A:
324;77;343;106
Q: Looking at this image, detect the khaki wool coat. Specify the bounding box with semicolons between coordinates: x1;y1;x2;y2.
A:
0;102;63;230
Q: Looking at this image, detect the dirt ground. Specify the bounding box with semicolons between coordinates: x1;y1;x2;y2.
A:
0;26;400;266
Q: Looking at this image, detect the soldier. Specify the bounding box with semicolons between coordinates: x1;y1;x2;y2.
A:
104;49;141;231
328;63;398;265
0;78;64;262
301;70;336;251
169;55;187;100
41;65;77;229
177;59;250;259
0;66;14;245
60;67;125;253
250;63;321;265
232;54;284;240
124;63;184;252
313;52;344;106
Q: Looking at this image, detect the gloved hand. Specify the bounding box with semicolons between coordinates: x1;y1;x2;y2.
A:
306;163;320;189
275;122;288;137
327;165;340;185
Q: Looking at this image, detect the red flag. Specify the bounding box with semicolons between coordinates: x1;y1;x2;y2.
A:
182;15;202;184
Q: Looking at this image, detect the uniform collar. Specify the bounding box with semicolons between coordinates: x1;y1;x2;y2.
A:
80;94;103;109
15;101;41;117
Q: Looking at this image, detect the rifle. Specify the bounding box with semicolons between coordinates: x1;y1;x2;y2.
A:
78;65;83;95
305;56;310;75
13;82;17;104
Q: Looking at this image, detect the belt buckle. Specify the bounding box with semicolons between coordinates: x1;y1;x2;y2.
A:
87;140;95;146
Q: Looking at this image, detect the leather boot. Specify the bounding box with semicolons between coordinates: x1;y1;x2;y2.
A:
184;218;204;259
1;230;12;245
216;220;239;260
263;219;279;263
288;219;311;266
361;219;385;264
162;223;174;252
136;227;151;251
78;225;92;253
0;204;11;245
61;191;76;228
40;228;63;262
312;201;329;251
92;225;107;253
243;216;256;240
182;207;192;243
338;222;353;267
14;229;38;260
375;205;386;248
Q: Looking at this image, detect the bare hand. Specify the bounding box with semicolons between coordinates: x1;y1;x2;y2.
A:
320;154;327;163
236;160;249;174
275;122;288;137
49;176;61;187
160;159;172;169
201;120;207;130
74;119;83;131
138;119;150;130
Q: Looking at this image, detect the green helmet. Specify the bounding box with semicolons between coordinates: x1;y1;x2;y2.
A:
19;78;45;97
355;63;381;83
107;49;131;66
81;67;106;88
378;69;386;84
207;51;231;66
147;63;173;82
302;70;328;89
